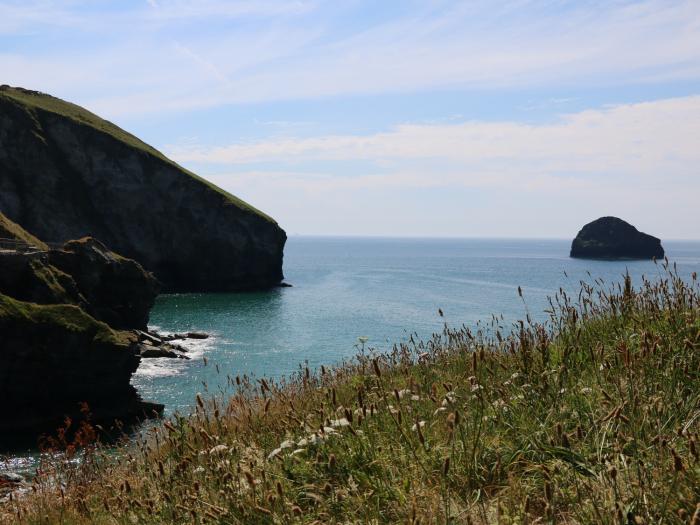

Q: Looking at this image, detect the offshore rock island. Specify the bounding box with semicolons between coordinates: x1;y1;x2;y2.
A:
570;216;665;260
0;85;286;292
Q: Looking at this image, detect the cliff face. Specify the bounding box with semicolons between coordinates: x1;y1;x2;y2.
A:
0;213;161;441
0;294;158;440
570;217;665;260
49;237;160;330
0;86;286;292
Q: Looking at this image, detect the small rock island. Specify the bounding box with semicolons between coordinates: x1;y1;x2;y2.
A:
570;216;664;260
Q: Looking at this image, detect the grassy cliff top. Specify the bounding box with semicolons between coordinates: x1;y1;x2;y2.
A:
0;85;276;224
0;211;48;250
0;292;131;347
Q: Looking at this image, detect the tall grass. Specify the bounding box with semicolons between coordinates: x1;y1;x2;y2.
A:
2;261;699;524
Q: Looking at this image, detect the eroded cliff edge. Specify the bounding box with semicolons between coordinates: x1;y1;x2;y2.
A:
0;85;286;292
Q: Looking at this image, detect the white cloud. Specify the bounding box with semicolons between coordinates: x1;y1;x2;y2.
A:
1;1;699;116
168;95;700;181
166;95;700;237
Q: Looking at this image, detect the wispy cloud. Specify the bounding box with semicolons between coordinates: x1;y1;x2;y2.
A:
1;1;699;116
169;95;700;179
165;95;700;236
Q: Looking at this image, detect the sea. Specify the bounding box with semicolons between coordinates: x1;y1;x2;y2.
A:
4;237;700;471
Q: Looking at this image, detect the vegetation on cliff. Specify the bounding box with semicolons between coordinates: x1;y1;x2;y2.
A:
3;263;698;523
0;212;47;250
0;86;271;222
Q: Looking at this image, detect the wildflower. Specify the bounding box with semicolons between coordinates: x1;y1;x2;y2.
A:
209;445;228;455
397;388;412;399
193;466;205;474
267;448;283;460
470;384;483;392
411;421;426;431
330;418;350;428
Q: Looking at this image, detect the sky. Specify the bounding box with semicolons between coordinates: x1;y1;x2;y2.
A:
2;0;699;238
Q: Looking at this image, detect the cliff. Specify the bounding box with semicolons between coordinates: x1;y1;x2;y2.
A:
570;216;665;259
0;85;286;292
0;213;158;330
0;294;159;441
0;214;161;440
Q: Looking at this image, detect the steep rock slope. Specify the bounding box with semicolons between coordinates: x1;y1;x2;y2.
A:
0;86;286;292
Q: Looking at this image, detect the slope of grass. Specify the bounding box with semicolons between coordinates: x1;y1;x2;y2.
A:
2;264;699;524
0;212;48;250
0;86;276;224
0;293;130;348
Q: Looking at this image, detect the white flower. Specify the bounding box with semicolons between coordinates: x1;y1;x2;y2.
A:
470;384;483;392
193;466;205;474
209;445;228;455
330;418;350;428
580;387;592;395
267;448;283;460
410;395;421;402
411;421;426;431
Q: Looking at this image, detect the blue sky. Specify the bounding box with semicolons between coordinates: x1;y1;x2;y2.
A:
2;0;699;238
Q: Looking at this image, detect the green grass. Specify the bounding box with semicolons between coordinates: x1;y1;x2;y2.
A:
0;212;47;249
2;264;699;524
0;86;276;224
0;293;130;347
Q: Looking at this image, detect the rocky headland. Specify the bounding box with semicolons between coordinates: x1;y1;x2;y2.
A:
0;213;165;443
570;216;665;260
0;85;286;292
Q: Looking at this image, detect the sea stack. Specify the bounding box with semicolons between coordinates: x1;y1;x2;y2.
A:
570;217;664;260
0;85;286;292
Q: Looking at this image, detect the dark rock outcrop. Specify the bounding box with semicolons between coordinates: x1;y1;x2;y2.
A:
0;214;162;443
570;217;664;259
0;85;286;292
0;214;158;330
0;293;162;442
49;237;160;330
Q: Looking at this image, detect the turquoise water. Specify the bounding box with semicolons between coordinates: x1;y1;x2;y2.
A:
133;237;700;414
